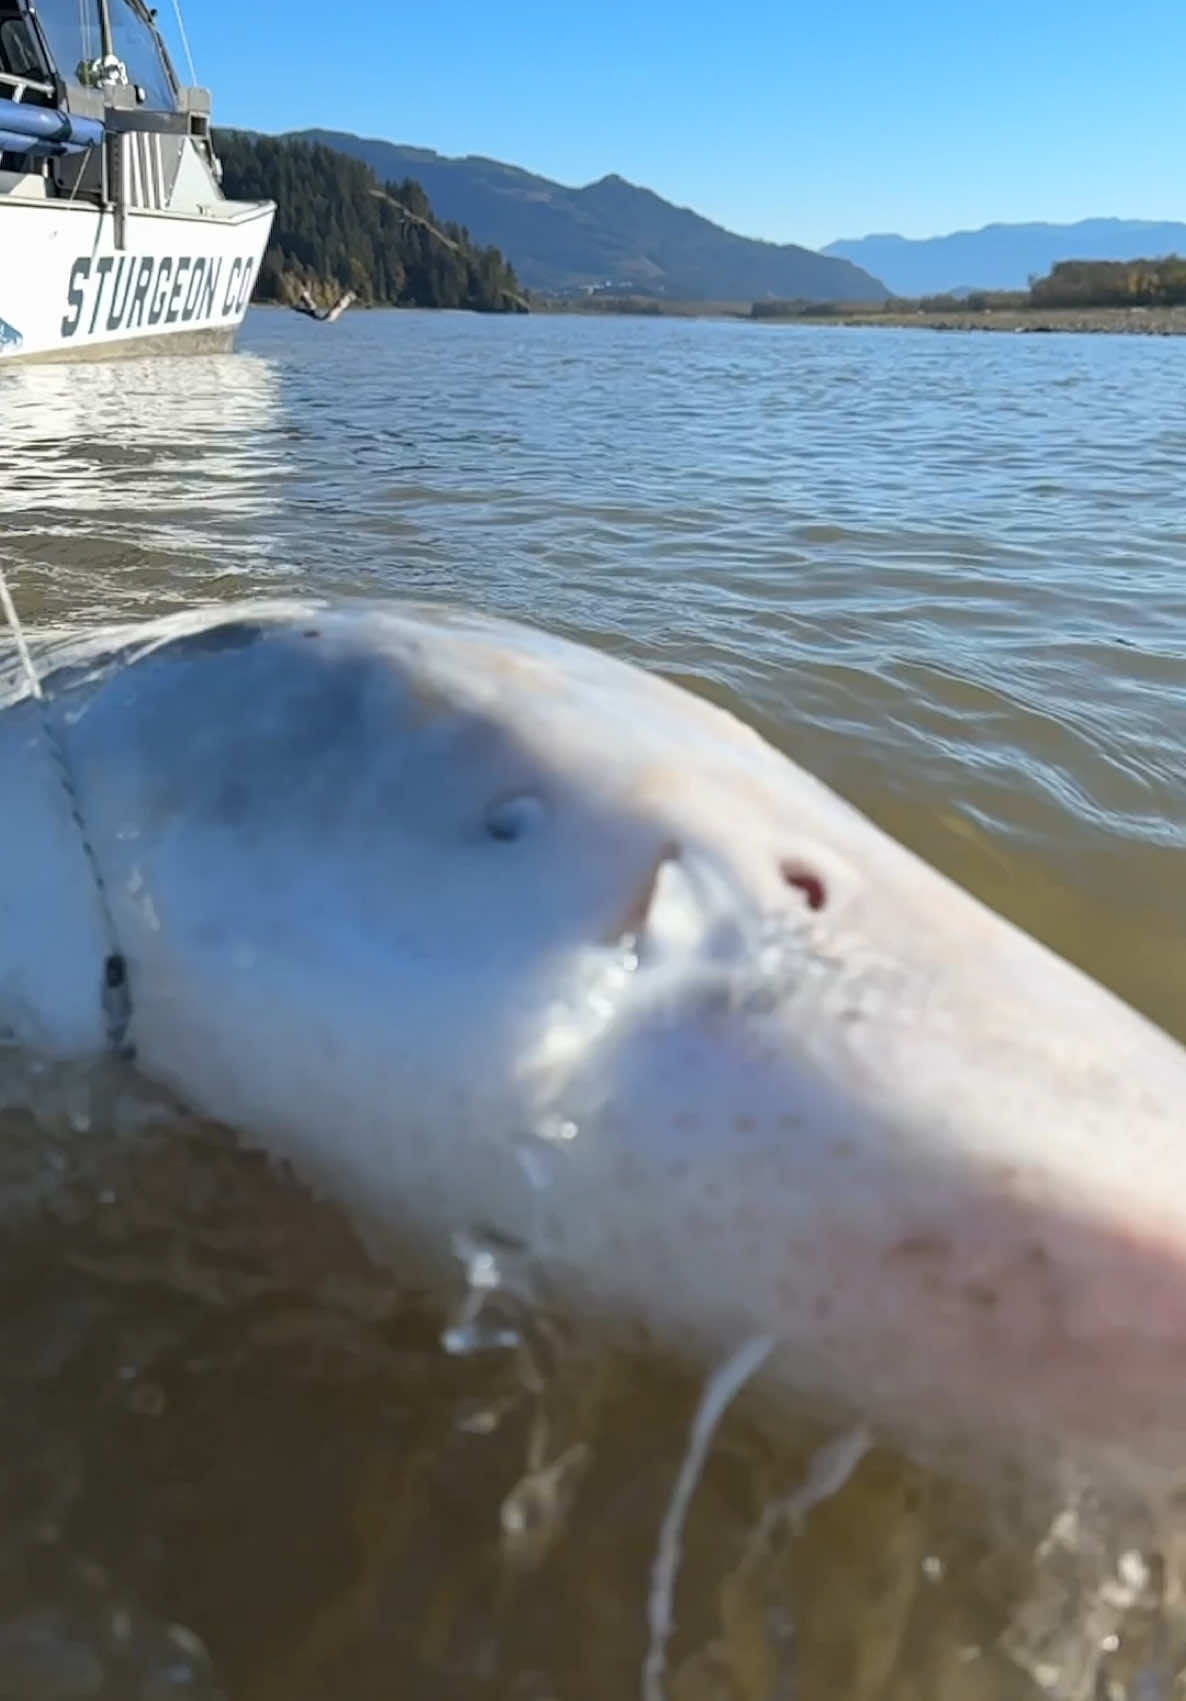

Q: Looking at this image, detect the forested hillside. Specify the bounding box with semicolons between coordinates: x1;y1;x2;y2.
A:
215;132;526;312
285;129;888;302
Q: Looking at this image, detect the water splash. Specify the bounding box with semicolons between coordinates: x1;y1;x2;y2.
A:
1000;1481;1186;1701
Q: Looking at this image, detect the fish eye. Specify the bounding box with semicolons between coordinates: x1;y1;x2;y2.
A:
484;793;545;842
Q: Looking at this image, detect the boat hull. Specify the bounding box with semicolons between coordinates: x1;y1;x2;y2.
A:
0;195;274;363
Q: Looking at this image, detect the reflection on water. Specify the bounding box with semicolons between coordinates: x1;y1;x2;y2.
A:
1;311;1186;1699
0;351;289;622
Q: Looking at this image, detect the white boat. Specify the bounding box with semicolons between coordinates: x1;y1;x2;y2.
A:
0;0;274;362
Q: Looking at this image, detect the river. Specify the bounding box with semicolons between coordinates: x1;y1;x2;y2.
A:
1;308;1184;1701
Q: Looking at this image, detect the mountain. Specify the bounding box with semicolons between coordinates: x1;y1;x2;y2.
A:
823;219;1186;297
281;130;887;303
216;132;523;312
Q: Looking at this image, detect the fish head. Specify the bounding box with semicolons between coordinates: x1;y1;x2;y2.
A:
23;597;1186;1478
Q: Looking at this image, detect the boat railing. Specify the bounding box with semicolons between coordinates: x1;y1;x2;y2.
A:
0;69;54;103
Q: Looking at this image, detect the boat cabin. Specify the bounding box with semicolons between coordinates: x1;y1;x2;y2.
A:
0;0;217;209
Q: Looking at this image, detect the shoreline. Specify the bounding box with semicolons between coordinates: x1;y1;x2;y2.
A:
532;299;1186;336
248;297;1186;337
772;305;1186;336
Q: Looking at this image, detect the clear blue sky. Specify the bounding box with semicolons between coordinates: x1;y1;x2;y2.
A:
168;0;1186;249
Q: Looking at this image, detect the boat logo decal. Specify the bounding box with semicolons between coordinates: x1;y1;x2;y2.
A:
61;252;259;340
0;314;22;354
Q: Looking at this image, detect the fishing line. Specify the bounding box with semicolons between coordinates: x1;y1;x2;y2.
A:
0;563;133;1057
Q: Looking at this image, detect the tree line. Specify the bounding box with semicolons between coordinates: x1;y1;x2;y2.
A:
750;255;1186;318
1029;257;1186;308
213;132;526;313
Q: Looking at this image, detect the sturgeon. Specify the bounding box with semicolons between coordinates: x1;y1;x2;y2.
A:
2;597;1185;1481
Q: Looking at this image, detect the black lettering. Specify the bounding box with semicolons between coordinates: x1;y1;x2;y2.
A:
181;256;205;322
222;257;242;315
200;258;220;320
148;258;173;326
165;257;189;324
106;256;134;331
61;258;90;337
87;256;114;333
127;256;154;329
235;259;256;312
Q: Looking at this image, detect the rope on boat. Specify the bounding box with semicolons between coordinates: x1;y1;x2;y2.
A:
0;562;133;1058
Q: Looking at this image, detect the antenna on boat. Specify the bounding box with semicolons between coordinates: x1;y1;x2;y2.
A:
95;0;114;65
168;0;197;87
0;562;133;1058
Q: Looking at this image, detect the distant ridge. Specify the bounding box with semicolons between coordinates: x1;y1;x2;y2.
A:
823;219;1186;296
280;129;888;303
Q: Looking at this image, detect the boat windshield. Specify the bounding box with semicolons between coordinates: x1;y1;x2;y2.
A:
27;0;101;82
27;0;176;107
108;0;176;109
